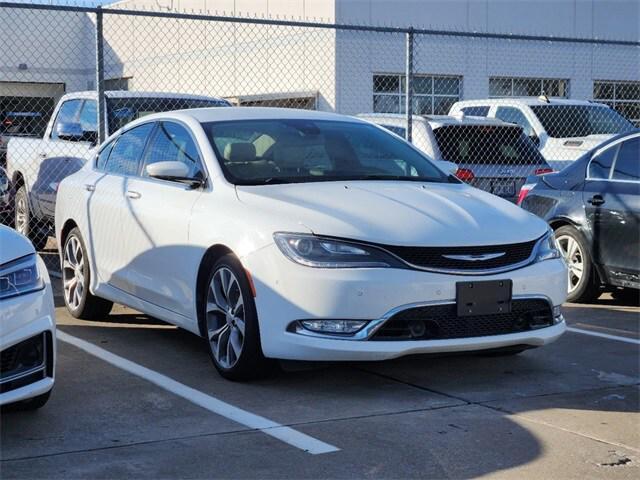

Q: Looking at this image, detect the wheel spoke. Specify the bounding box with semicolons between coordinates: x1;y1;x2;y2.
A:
208;323;229;342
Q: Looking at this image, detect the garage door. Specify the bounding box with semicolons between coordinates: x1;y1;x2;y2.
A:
0;82;65;137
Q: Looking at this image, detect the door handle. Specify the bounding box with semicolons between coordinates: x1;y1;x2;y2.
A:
39;152;47;159
84;184;95;192
588;195;605;206
126;190;141;199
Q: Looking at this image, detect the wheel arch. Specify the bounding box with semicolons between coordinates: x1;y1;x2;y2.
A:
195;244;235;337
59;218;79;249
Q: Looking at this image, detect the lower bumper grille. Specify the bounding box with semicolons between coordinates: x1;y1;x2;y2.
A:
371;299;553;341
0;332;51;393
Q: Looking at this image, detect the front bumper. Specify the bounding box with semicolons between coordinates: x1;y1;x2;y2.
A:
0;256;56;406
243;243;568;361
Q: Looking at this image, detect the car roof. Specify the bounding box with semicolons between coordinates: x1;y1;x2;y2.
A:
424;115;515;127
160;107;368;124
453;97;609;108
58;90;229;103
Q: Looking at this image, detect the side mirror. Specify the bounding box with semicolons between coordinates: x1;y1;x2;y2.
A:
435;160;458;175
56;122;97;144
146;161;191;180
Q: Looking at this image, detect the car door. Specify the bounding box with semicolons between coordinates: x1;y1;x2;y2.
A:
117;120;205;318
36;99;98;219
584;136;640;285
86;123;155;288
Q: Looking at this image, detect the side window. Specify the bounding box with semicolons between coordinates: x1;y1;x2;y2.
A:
589;144;618;179
105;123;154;176
612;137;640;181
96;141;114;171
461;106;489;117
79;100;97;133
380;124;407;137
142;122;203;179
51;99;83;140
495;107;535;137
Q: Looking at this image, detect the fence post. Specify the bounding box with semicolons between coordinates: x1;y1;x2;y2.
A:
405;27;414;143
95;6;106;144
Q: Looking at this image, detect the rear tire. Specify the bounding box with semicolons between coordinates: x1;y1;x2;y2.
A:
62;227;113;319
14;186;48;251
202;254;272;381
554;225;601;303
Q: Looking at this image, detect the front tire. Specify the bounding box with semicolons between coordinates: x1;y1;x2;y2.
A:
15;186;48;251
555;225;601;303
62;227;113;319
203;254;270;381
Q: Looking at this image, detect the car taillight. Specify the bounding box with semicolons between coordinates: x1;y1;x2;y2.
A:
455;168;475;182
517;185;532;206
534;167;553;175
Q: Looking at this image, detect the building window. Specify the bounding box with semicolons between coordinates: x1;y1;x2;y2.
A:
104;77;130;91
594;81;640;127
373;74;461;115
489;77;570;98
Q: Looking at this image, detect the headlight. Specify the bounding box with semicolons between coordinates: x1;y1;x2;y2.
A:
274;233;403;268
0;254;44;300
534;229;562;262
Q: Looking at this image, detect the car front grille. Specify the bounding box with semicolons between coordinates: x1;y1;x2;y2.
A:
371;299;553;341
380;238;538;272
0;333;46;381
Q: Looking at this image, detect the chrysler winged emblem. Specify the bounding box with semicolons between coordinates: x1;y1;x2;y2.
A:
443;252;506;262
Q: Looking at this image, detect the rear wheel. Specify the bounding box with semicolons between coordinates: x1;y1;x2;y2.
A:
203;254;271;381
555;225;601;303
15;186;48;251
62;227;113;319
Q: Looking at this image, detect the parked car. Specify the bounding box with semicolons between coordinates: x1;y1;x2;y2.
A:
358;113;553;203
0;225;56;410
56;107;567;380
6;90;230;250
518;130;640;303
449;97;636;169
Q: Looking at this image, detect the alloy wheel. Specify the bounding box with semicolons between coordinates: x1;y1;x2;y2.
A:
206;267;246;369
556;234;584;294
15;194;27;235
62;235;85;310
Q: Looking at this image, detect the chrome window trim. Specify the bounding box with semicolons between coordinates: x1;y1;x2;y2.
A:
289;294;559;341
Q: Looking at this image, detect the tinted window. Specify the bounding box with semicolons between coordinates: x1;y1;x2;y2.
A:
106;97;229;134
495;107;535;137
96;141;114;171
143;122;203;179
204;119;449;185
79;100;97;133
51;99;82;139
105;123;154;176
612;137;640;181
530;105;634;138
461;106;490;117
433;125;546;165
588;145;617;179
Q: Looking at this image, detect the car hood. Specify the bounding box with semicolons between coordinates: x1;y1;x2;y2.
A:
0;225;35;265
236;181;548;246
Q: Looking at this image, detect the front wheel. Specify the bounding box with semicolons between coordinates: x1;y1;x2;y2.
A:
62;228;113;319
203;254;271;381
555;225;601;303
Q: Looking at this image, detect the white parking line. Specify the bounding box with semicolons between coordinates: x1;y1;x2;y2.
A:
567;327;640;345
57;330;340;455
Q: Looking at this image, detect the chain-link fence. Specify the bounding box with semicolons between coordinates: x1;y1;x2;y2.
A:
1;1;639;254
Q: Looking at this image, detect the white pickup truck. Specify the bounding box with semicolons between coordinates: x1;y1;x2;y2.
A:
6;91;229;249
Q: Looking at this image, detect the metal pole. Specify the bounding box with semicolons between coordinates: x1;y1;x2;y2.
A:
95;6;106;144
405;27;414;143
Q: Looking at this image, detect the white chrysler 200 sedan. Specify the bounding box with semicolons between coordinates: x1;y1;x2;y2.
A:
55;108;567;380
1;225;56;408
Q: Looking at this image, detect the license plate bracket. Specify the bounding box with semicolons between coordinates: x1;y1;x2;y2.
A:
492;180;516;197
456;280;512;317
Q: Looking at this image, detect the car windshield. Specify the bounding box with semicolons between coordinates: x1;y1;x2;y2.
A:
432;125;546;165
107;97;229;134
203;119;450;185
531;105;635;138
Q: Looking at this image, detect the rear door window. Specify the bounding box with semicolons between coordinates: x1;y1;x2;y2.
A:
588;144;618;179
612;137;640;181
105;123;155;176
